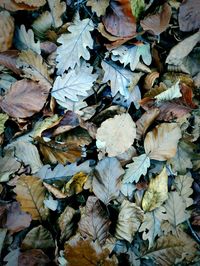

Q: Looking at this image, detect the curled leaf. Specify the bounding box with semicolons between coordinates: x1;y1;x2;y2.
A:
0;11;14;52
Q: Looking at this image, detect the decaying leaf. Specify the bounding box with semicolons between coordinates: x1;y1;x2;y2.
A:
56;15;94;74
14;175;49;221
87;0;109;17
21;225;54;250
122;154;150;184
142;167;168;212
0;11;14;52
115;200;144;243
47;0;66;28
79;196;110;246
58;206;76;241
96;113;136;157
144;123;182;161
93;157;124;205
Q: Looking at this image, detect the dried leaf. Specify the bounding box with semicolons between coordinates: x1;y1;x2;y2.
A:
178;0;200;32
0;80;49;118
14;0;46;7
115;200;144;243
96;113;136;157
142;167;168;212
140;3;172;35
52;63;97;108
111;43;151;71
0;50;21;75
87;0;109;16
32;11;53;38
166;31;200;66
17;50;52;88
144;123;182;161
79;196;110;246
155;81;182;102
21;225;54;250
93;157;124;205
102;0;136;37
43;182;67;198
0;73;16;92
0;11;14;52
101;60;136;99
5;202;31;234
144;71;160;90
64;238;117;266
139;206;166;248
18;249;50;266
0;156;21;182
64;172;88;196
58;206;76;241
0;113;8;135
122;154;150;184
56;15;94;74
15;25;41;54
47;0;66;28
0;0;38;11
14;175;49;221
0;229;7;256
130;0;145;19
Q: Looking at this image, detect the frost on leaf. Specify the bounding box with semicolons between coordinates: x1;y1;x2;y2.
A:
56;15;94;74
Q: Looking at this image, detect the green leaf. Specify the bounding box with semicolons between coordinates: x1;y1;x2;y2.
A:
130;0;145;19
0;113;8;135
122;154;150;183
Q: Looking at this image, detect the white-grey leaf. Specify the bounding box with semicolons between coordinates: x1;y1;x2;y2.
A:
155;81;182;102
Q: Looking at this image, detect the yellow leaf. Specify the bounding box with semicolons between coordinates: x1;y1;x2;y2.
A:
64;172;88;196
43;182;67;199
14;175;49;221
0;113;8;135
142;167;168;212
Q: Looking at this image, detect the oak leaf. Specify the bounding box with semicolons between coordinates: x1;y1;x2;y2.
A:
14;175;49;221
87;0;109;16
0;11;14;52
78;196;110;246
14;0;46;7
144;123;182;161
56;15;94;74
142;167;168;212
96;113;136;157
93;157;124;205
0;79;50;118
115;200;144;243
47;0;66;28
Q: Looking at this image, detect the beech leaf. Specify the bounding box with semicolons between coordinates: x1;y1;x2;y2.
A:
122;154;150;184
115;200;144;243
58;206;76;241
144;123;182;161
93;157;124;205
0;156;21;182
96;113;136;157
14;175;49;221
56;15;94;74
78;196;110;246
142;167;168;212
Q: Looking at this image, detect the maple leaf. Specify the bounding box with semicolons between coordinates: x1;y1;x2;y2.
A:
78;196;110;246
122;154;150;184
56;14;94;74
15;25;41;54
111;43;151;71
52;63;97;108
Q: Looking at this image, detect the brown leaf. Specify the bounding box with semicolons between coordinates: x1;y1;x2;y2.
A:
0;79;50;118
14;0;46;8
43;182;67;199
140;3;172;35
0;11;14;52
18;249;50;266
0;0;39;11
58;206;76;241
143;72;160;90
5;202;31;234
14;175;49;221
144;123;182;161
0;50;21;75
64;238;117;266
78;196;110;246
180;83;197;109
102;0;137;38
178;0;200;32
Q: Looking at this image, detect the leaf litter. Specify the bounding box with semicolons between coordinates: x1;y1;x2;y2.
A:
0;0;200;265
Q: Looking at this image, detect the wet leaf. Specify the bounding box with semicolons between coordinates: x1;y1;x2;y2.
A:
14;175;49;221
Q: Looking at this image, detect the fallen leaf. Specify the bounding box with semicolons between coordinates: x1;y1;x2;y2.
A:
140;3;172;35
14;175;49;221
144;71;160;90
43;182;67;198
178;0;200;32
130;0;145;19
0;156;21;182
0;229;7;256
96;113;136;157
58;206;76;241
21;225;55;250
0;0;38;11
64;172;88;196
0;11;14;52
0;50;21;75
78;196;110;246
102;0;136;38
93;157;124;205
47;0;66;28
0;113;8;135
0;79;50;118
87;0;109;16
180;83;197;108
5;202;31;234
18;249;50;266
115;200;144;242
3;248;20;266
56;14;94;74
122;154;150;183
14;0;46;7
144;123;182;161
155;81;182;102
64;238;117;266
142;167;168;212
